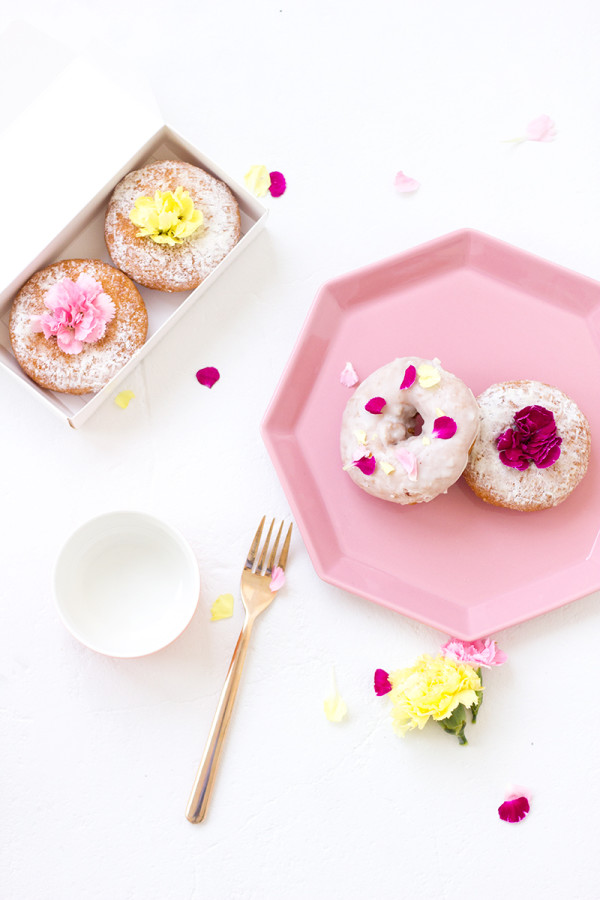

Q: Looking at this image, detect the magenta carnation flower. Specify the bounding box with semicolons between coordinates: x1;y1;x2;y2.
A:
497;405;562;470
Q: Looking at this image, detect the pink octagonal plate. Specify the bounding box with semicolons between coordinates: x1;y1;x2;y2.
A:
261;229;600;638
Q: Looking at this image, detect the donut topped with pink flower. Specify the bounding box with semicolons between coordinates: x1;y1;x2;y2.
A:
464;380;591;511
9;258;147;395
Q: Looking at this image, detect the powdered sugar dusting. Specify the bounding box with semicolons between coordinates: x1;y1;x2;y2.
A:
105;160;241;292
464;381;591;510
9;259;147;394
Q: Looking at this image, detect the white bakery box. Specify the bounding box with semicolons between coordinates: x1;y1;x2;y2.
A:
0;56;267;428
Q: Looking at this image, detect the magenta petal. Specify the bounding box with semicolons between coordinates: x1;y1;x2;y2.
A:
498;796;530;823
432;416;457;440
354;455;376;475
400;364;416;389
374;668;392;696
365;396;386;414
268;171;286;197
196;366;220;388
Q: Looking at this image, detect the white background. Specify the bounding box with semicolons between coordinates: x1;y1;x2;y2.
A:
2;2;600;898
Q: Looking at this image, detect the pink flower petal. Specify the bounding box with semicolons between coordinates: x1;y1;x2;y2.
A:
268;171;286;197
394;171;420;193
196;366;220;388
525;114;556;142
400;364;416;389
340;361;359;387
498;795;530;823
395;447;418;481
374;668;392;696
365;396;386;414
441;638;507;668
432;416;457;440
354;455;376;475
270;566;286;592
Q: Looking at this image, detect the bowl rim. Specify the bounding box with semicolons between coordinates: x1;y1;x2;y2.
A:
53;509;200;658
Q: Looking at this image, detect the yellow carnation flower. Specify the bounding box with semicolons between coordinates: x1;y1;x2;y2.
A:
388;654;481;736
129;186;203;245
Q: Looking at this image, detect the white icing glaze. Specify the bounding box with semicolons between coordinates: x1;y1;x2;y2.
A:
340;357;480;503
464;381;591;510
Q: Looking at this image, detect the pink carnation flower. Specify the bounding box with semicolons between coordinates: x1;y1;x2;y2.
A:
441;638;507;668
30;273;115;355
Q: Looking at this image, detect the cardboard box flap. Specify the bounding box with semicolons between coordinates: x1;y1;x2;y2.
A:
0;56;163;293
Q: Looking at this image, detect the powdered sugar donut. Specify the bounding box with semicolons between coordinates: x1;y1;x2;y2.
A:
340;357;480;504
104;160;241;292
9;259;147;395
463;380;591;511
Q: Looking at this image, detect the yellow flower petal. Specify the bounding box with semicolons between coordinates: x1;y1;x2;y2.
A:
422;436;431;446
128;187;203;244
114;390;135;409
354;429;368;445
324;691;348;722
244;164;271;197
210;593;234;621
324;667;347;722
417;363;441;389
388;655;481;736
380;461;395;475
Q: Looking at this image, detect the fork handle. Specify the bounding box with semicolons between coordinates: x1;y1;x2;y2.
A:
186;615;255;823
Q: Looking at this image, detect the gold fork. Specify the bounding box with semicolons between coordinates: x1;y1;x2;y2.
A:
186;517;292;823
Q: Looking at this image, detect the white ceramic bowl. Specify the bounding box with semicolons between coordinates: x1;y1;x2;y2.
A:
54;511;200;657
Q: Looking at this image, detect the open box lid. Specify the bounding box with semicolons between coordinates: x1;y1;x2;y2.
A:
0;48;163;302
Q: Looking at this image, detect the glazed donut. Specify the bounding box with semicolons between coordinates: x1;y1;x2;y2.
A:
105;159;241;292
9;259;147;395
463;380;591;511
340;357;480;504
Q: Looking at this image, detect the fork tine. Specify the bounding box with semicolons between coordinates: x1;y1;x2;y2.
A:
256;518;275;574
276;523;293;571
266;522;284;575
245;516;266;569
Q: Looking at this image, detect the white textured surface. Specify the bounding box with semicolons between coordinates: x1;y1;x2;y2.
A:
2;4;600;899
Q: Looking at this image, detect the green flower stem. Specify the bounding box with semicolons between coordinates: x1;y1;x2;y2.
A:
471;668;483;723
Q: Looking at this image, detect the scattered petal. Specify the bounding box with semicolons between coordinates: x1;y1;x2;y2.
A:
270;566;286;592
354;455;376;475
114;390;135;409
435;407;446;417
365;396;386;414
354;429;368;445
324;692;348;722
244;164;271;197
422;435;431;446
417;363;441;388
400;364;417;389
374;668;392;696
324;667;348;722
380;461;395;475
498;793;530;824
394;171;420;193
340;361;359;387
196;366;220;388
269;171;286;197
525;114;557;142
432;416;457;440
210;593;234;621
396;447;418;481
